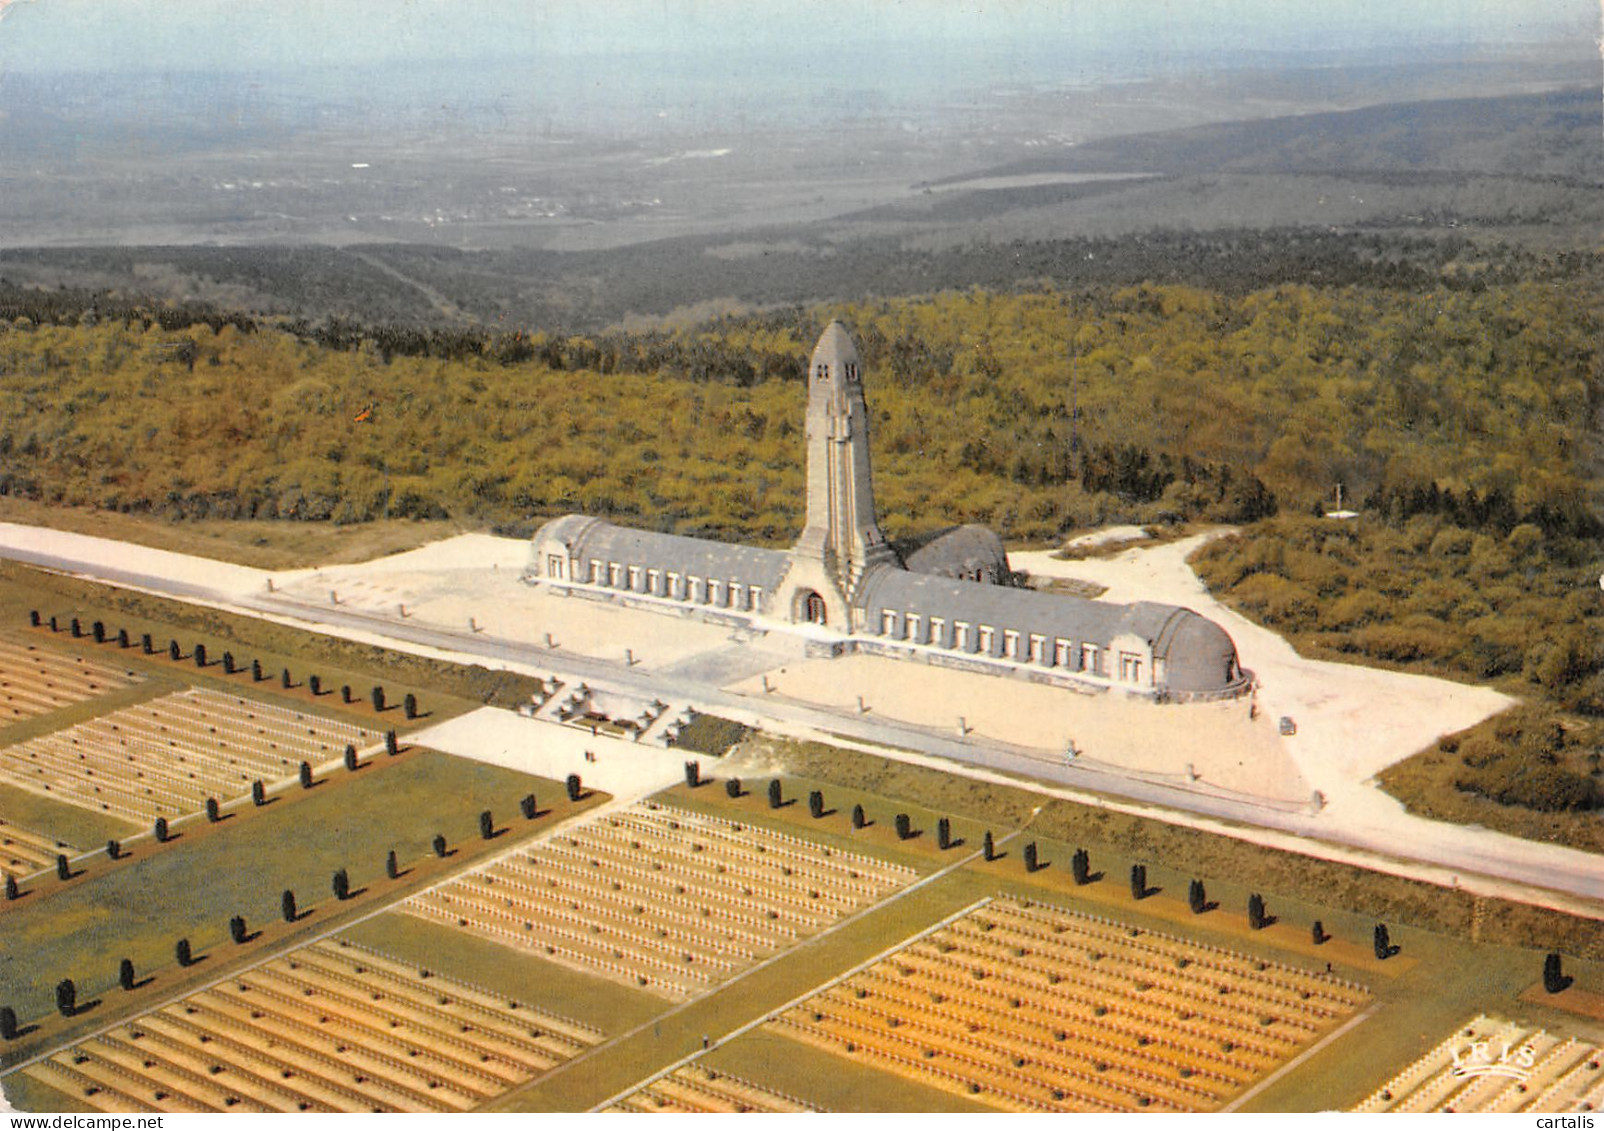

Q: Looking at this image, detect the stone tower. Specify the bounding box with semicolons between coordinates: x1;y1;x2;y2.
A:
780;321;901;628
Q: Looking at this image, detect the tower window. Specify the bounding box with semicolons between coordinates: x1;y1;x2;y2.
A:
815;364;829;381
845;363;858;381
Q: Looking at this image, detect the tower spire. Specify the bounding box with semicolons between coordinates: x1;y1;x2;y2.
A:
791;321;900;605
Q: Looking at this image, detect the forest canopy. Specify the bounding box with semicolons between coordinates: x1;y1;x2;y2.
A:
0;278;1597;551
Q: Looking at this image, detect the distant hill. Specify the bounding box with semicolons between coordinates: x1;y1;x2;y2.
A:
936;87;1602;183
2;89;1598;331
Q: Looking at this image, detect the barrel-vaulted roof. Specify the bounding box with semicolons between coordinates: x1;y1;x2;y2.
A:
857;568;1242;692
533;515;792;592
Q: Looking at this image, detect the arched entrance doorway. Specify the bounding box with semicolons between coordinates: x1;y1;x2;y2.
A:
794;589;827;625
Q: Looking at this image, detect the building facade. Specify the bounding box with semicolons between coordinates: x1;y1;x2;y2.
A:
529;322;1252;702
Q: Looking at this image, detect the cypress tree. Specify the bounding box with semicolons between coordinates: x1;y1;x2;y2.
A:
725;777;742;799
1373;923;1392;959
299;761;313;789
684;761;700;788
404;693;418;719
119;958;136;991
5;874;18;900
49;615;59;632
251;780;266;806
852;803;867;830
193;643;206;667
308;674;321;696
432;834;448;858
106;838;121;861
280;667;292;689
55;978;77;1017
0;1005;16;1039
117;628;129;648
1071;848;1091;885
175;938;194;967
168;638;180;661
1130;864;1148;900
28;610;39;628
92;620;105;643
344;744;359;771
341;684;353;704
982;830;995;861
251;658;263;681
371;685;386;712
1311;920;1328;945
479;810;495;840
1188;879;1206;914
222;650;235;674
1544;952;1571;994
385;730;399;756
153;816;169;843
767;779;783;809
566;773;583;802
230;915;247;944
386;850;400;880
520;793;537;820
281;889;298;922
142;632;154;654
1024;841;1039;872
808;790;824;819
1248;893;1267;930
937;817;951;850
205;797;221;823
332;869;350;901
894;813;912;840
71;617;82;638
56;853;71;881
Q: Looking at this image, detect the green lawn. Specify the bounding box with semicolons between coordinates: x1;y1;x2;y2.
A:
339;912;667;1037
0;751;554;1024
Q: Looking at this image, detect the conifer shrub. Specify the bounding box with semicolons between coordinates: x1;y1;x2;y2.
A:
55;979;77;1017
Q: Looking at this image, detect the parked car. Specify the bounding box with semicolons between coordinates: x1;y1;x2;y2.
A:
1278;716;1297;736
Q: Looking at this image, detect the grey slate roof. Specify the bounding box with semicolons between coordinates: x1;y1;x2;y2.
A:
857;567;1241;690
903;524;1011;580
537;515;792;592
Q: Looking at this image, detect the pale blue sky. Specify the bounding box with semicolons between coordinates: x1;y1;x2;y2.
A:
0;0;1594;72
